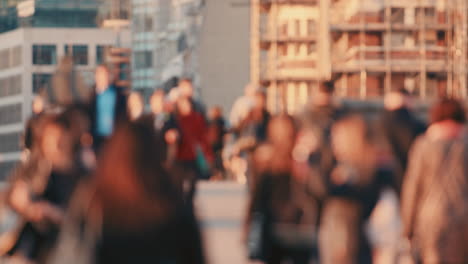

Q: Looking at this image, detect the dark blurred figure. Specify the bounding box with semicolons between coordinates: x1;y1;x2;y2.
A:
174;97;213;202
138;89;179;167
402;99;468;264
7;109;89;263
319;114;395;264
239;91;271;144
379;89;426;192
90;65;128;151
300;81;344;134
298;81;345;191
178;78;206;118
207;106;227;180
49;122;205;264
246;115;320;264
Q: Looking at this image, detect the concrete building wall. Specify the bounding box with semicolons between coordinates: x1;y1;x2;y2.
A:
0;27;129;179
198;0;250;115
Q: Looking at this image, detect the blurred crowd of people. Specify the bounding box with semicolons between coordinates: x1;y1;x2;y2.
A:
1;59;468;264
240;81;468;264
0;65;209;264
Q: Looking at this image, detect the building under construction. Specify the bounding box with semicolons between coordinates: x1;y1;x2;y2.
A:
250;0;468;113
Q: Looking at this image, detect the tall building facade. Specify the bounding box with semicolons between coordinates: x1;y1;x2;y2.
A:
251;0;468;114
198;0;250;111
0;0;132;179
131;0;204;97
0;28;129;179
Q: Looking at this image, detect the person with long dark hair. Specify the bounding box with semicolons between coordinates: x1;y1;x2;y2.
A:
49;121;205;264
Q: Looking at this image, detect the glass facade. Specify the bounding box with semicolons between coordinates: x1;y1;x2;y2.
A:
65;45;89;65
0;103;22;125
32;73;52;94
0;74;21;97
134;50;152;69
0;161;17;180
33;45;57;65
96;45;106;65
0;132;21;153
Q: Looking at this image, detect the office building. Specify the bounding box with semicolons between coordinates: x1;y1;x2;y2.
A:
251;0;468;113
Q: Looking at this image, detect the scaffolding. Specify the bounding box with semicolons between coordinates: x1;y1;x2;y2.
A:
251;0;468;113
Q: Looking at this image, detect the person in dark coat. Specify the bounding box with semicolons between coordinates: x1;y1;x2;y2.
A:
246;115;321;264
8;110;89;263
49;121;205;264
174;97;213;202
402;99;468;264
379;89;426;192
319;114;396;264
207;106;227;180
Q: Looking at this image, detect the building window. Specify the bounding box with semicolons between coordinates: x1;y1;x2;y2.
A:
279;45;288;57
279;22;288;37
307;43;316;55
0;161;17;181
295;20;301;36
295;43;301;56
134;15;153;32
144;16;153;31
0;132;21;153
134;51;152;69
33;45;57;65
0;49;10;70
32;73;52;94
0;104;22;125
96;45;107;65
11;46;22;67
307;19;316;36
0;75;22;97
66;45;88;65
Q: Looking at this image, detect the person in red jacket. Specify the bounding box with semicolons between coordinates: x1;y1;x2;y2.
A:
174;97;213;203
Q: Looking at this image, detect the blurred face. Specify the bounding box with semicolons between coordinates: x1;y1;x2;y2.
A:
95;66;110;93
254;94;266;109
179;81;194;98
41;124;73;170
331;119;366;162
150;93;165;114
128;93;144;120
177;98;193;116
268;117;295;149
32;96;44;114
384;92;405;110
208;107;222;120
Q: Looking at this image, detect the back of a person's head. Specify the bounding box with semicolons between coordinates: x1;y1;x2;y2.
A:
318;81;335;95
312;81;335;107
430;98;466;125
95;122;179;228
267;114;298;147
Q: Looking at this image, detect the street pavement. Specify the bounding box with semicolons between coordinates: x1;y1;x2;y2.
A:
195;182;401;264
195;181;252;264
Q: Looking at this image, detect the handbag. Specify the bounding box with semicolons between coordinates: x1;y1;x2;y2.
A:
247;212;268;260
195;144;211;180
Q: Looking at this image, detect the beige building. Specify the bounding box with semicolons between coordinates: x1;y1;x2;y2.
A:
251;0;468;113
